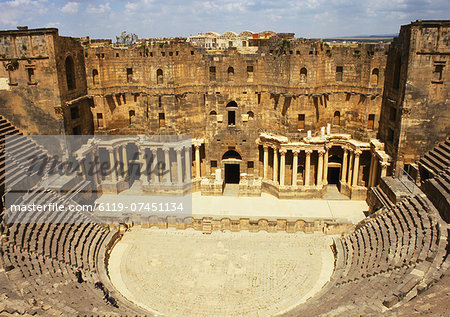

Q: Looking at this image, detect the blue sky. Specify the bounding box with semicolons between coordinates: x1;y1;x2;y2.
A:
0;0;448;39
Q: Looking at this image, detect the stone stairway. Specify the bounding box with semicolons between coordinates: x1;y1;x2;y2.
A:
223;183;239;196
202;217;212;234
419;137;450;179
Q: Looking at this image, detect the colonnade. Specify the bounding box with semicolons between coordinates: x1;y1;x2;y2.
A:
76;138;205;189
261;142;391;189
102;144;192;185
261;144;389;188
339;147;362;187
262;145;333;187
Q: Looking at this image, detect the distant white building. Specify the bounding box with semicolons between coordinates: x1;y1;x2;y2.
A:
187;31;277;50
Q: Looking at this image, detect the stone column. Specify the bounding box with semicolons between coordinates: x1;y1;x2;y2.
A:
380;161;389;177
341;147;348;184
184;146;191;182
368;152;377;187
151;148;158;184
292;150;299;186
195;144;201;179
323;146;329;185
371;155;379;186
263;145;269;180
140;148;148;184
273;147;278;183
279;149;286;186
78;157;87;180
352;150;361;187
176;147;183;184
317;149;324;186
347;150;354;186
164;147;171;184
122;145;128;180
113;148;123;181
305;149;312;186
108;148;117;181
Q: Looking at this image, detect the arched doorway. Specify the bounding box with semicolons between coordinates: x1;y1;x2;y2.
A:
226;101;238;126
222;150;241;184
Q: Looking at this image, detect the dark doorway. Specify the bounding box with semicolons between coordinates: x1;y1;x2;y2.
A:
328;167;340;184
225;164;240;183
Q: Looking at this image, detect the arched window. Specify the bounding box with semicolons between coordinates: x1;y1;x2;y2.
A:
226;101;238;108
157;69;163;84
65;56;76;90
371;68;379;86
247;111;254;119
92;69;99;86
333;111;341;126
300;67;307;83
222;150;242;160
209;110;217;116
227;66;234;81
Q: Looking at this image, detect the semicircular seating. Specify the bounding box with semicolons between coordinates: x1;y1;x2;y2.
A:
0;117;448;316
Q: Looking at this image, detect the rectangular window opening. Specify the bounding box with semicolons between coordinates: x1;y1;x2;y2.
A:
159;112;166;128
126;68;133;83
228;111;236;126
336;66;343;81
368;114;375;129
298;114;305;129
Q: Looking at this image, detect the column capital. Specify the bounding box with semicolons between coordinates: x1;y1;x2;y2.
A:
318;149;326;155
354;149;362;156
380;161;390;168
305;149;313;155
263;144;269;151
279;149;287;155
193;143;201;149
175;146;183;153
163;146;171;152
292;149;301;155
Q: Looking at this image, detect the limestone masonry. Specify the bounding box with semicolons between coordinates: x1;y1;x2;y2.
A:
0;20;449;316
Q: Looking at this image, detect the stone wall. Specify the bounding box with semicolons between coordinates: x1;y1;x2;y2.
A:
379;20;450;168
84;36;388;180
0;27;93;136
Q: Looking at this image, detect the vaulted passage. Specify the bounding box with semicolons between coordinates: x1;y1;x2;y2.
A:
328;167;340;184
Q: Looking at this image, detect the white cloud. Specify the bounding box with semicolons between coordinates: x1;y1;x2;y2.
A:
201;0;255;12
5;0;32;7
125;2;138;11
0;0;47;26
45;21;61;28
88;3;112;14
61;2;79;14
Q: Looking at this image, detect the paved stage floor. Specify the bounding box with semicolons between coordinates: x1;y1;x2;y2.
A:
109;227;335;317
96;190;367;224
